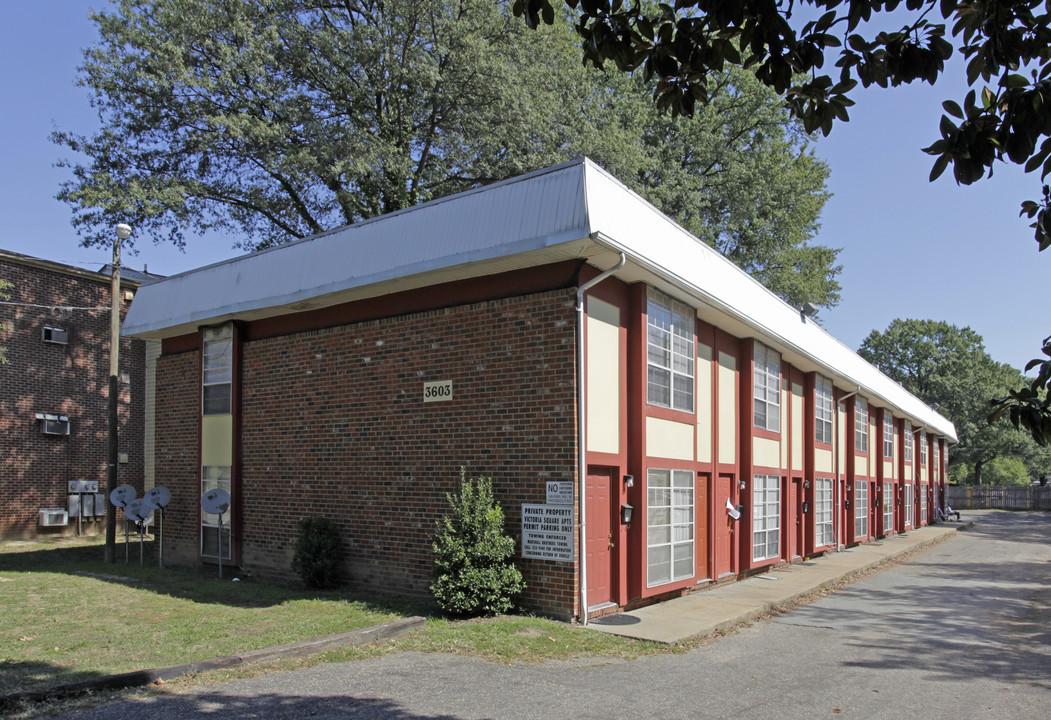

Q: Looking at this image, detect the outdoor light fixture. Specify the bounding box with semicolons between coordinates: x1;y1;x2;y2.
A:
624;474;634;488
738;479;747;490
802;501;809;514
803;479;810;489
621;503;634;524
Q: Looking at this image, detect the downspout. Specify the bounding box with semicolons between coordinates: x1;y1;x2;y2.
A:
834;386;860;551
576;250;626;626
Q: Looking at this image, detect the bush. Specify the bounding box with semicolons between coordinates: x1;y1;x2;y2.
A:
291;517;342;589
431;469;525;616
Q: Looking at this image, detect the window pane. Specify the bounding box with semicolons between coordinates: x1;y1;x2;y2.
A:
203;384;231;415
648;526;671;545
647;468;694;586
647;367;671;407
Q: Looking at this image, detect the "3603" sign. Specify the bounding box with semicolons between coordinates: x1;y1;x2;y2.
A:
423;380;453;402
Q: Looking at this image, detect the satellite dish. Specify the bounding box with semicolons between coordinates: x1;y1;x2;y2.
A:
124;498;153;524
201;488;230;515
144;486;172;509
110;484;137;508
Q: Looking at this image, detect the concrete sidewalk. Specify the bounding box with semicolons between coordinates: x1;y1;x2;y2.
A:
588;522;966;644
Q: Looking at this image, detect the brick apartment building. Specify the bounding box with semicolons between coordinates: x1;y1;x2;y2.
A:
0;250;157;538
123;159;955;621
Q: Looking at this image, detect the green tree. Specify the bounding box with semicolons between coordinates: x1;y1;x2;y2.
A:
54;0;838;307
859;319;1047;484
981;456;1030;486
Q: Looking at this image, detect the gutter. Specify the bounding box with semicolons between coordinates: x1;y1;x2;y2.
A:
576;247;626;626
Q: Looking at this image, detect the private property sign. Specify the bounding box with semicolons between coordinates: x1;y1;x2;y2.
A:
521;504;575;562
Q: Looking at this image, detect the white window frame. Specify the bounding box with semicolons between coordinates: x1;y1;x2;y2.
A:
752;474;781;561
854;482;869;537
883;411;894;458
646;469;694;587
855;398;869;453
883;482;894;533
646;289;695;413
814;477;834;548
920;429;928;467
753;343;781;432
933;438;941;473
904;420;913;463
201;465;232;559
920;485;928;523
815;375;834;445
202;325;233;416
904;484;914;527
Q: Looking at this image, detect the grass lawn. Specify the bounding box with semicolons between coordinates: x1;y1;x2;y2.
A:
0;535;665;714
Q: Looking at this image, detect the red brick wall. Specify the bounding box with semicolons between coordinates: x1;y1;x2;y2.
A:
154;288;580;618
0;256;146;538
153;349;200;564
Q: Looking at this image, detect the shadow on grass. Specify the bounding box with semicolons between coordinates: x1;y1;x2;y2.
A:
0;535;432;616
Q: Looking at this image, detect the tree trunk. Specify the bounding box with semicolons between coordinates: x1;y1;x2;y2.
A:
974;459;984;486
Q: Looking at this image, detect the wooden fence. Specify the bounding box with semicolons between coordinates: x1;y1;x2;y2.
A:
946;485;1051;510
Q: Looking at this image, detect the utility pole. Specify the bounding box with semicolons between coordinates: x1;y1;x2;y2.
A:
105;223;132;563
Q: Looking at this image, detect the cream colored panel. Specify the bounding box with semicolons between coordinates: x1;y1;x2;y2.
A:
647;416;695;461
921;468;928;483
754;436;780;469
838;406;847;474
905;465;913;481
791;383;803;472
586;299;620;455
884;460;894;478
718;352;737;464
201;414;233;467
815;448;833;473
780;385;789;469
855;455;867;478
696;344;713;464
869;417;878;476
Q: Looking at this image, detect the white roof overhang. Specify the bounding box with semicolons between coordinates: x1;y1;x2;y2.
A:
123;158;956;441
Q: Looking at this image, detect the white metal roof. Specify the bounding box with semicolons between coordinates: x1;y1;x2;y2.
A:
123;157;956;441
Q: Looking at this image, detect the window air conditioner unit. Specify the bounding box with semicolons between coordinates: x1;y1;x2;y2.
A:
39;508;69;527
35;413;71;436
42;326;69;345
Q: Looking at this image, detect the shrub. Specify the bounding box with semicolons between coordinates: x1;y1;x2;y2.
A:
431;469;525;616
291;516;342;589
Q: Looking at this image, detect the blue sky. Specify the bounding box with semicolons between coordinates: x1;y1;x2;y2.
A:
1;2;1044;372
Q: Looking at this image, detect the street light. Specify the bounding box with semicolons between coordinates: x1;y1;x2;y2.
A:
105;223;131;563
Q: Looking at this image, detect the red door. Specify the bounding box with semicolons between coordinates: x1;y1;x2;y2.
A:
871;482;879;538
585;468;614;607
792;477;804;558
715;474;734;578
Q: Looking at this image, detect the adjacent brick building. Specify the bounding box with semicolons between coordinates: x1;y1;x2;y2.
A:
124;159;955;621
0;249;156;538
